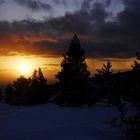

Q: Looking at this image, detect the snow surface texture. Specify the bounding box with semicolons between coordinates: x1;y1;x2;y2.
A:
0;103;123;140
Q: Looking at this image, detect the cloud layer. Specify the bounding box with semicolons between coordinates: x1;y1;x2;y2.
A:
0;0;139;58
0;0;5;5
14;0;52;11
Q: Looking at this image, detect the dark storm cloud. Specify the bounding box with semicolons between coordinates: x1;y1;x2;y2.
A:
106;0;111;7
0;0;140;58
90;2;108;24
119;0;140;27
81;0;92;11
0;21;12;34
53;0;60;4
45;0;140;58
33;40;67;55
99;0;140;48
82;0;109;24
46;0;109;35
47;11;91;35
34;40;58;48
0;0;5;5
53;0;67;6
122;0;140;7
14;0;52;11
81;40;136;58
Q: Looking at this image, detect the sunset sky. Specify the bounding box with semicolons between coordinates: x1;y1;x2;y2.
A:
0;0;139;84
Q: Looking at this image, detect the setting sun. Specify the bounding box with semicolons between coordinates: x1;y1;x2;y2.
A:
16;61;32;75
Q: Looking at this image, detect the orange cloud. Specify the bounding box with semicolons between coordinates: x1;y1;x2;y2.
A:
10;33;57;43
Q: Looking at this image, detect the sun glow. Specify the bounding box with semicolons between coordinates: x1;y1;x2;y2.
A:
0;55;135;84
16;61;32;75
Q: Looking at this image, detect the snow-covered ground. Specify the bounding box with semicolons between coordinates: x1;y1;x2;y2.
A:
0;103;124;140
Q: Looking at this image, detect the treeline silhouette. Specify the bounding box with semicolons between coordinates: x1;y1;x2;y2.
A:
0;68;57;105
0;34;140;139
0;35;140;106
3;68;47;105
0;34;140;106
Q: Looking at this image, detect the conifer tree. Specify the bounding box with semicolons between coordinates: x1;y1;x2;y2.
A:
132;53;140;71
55;34;90;105
30;69;38;86
29;68;47;104
96;60;113;75
56;34;90;85
38;68;47;85
13;76;30;103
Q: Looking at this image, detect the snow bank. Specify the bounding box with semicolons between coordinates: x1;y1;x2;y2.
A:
0;103;123;140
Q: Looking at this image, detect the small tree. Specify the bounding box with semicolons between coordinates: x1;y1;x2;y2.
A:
30;69;38;86
13;76;30;104
38;68;47;85
30;68;47;87
131;52;140;71
96;60;113;75
29;68;47;104
132;60;140;71
4;68;48;105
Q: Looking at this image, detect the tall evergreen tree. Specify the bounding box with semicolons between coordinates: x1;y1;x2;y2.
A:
55;34;90;105
56;34;90;85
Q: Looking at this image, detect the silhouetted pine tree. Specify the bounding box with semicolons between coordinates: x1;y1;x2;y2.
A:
37;68;48;102
132;52;140;71
30;68;47;87
56;34;90;84
95;60;114;103
29;68;47;104
96;60;113;75
132;61;140;71
13;76;30;104
55;34;90;105
3;68;48;105
38;68;47;85
30;69;38;86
